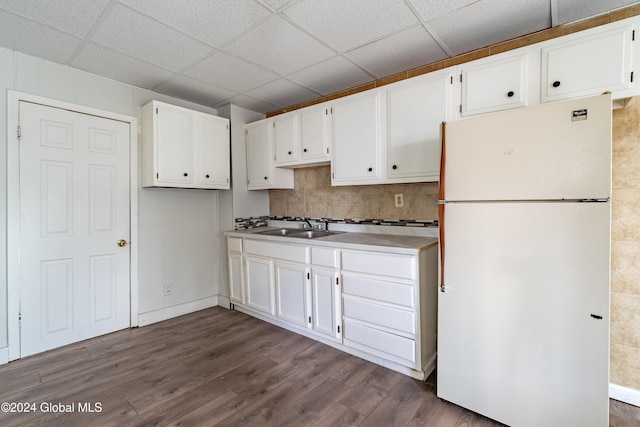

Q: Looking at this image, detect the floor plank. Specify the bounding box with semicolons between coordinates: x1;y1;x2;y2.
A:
0;306;636;427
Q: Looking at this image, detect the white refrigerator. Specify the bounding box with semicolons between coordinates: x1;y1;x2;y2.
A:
437;94;611;427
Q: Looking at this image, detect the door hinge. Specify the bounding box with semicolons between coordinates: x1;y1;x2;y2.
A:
17;125;21;140
308;316;312;324
337;325;340;333
18;313;22;327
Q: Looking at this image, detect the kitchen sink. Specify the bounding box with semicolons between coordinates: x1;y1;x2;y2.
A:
258;228;301;236
258;228;342;239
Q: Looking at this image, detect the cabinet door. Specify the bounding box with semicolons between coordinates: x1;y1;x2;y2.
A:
273;114;298;165
311;267;340;340
275;262;309;327
245;121;273;189
245;256;274;315
387;71;451;182
331;90;383;185
197;114;230;188
300;106;330;162
156;104;193;185
460;54;529;116
541;25;633;102
228;252;244;305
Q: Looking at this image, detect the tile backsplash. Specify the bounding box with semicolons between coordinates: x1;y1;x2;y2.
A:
269;165;439;221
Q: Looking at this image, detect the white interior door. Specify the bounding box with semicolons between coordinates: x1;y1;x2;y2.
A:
19;101;131;357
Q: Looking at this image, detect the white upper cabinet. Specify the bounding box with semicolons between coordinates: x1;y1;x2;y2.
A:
331;90;385;186
387;69;452;182
459;52;533;117
245;119;294;190
141;100;230;189
300;104;331;164
273;113;298;165
541;24;635;103
273;104;331;168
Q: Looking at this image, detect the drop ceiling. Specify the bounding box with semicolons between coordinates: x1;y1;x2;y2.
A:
1;0;639;114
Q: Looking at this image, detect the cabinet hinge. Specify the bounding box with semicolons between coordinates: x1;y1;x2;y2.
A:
459;104;462;113
17;125;21;140
156;107;158;114
631;71;634;83
337;325;340;333
325;108;328;115
307;272;310;280
336;277;339;285
308;316;312;324
633;30;635;41
459;74;462;83
156;173;159;179
326;147;329;154
450;76;453;84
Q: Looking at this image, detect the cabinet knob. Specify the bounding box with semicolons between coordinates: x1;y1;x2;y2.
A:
303;148;307;152
392;165;397;170
205;174;210;178
288;151;292;155
264;176;268;180
507;91;514;97
552;81;561;88
368;167;373;172
183;173;188;177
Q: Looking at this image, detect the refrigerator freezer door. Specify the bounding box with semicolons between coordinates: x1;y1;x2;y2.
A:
442;94;611;201
438;201;610;427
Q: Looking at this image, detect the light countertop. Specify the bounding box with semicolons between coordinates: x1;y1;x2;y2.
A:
225;227;438;255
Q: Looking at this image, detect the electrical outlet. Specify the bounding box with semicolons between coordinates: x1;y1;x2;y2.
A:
164;283;172;296
394;193;404;208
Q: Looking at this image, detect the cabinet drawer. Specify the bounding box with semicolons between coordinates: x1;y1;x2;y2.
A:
311;247;336;267
244;239;308;263
341;250;415;280
342;274;414;308
343;296;415;335
228;237;242;252
344;320;415;364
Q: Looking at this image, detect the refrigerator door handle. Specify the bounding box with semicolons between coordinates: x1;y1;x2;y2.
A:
439;202;446;293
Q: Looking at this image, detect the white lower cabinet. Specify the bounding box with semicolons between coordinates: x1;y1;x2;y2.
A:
244;256;275;315
275;261;309;327
227;235;438;380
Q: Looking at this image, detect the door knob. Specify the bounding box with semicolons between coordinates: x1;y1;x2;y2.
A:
117;239;127;247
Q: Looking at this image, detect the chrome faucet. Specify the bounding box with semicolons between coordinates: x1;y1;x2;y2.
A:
302;218;313;229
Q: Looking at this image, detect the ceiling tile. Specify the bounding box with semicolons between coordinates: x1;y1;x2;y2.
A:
155;75;237;106
244;78;320;106
257;0;295;11
346;25;448;79
71;43;175;89
0;10;81;63
90;4;212;72
427;0;551;56
224;15;335;75
288;56;373;95
220;94;280;113
0;0;111;37
283;0;418;52
184;52;278;93
121;0;271;47
406;0;478;22
555;0;640;25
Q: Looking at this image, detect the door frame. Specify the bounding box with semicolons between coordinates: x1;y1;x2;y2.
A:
6;91;139;362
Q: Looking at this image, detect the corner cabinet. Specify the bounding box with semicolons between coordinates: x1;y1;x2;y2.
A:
245;120;294;190
141;100;230;189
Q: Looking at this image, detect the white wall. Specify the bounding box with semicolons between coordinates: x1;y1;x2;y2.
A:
0;48;229;351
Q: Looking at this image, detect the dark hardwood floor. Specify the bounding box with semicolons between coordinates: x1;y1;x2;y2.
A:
0;306;638;426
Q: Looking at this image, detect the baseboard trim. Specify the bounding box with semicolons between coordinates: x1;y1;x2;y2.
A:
138;296;219;326
610;383;640;407
0;347;8;365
